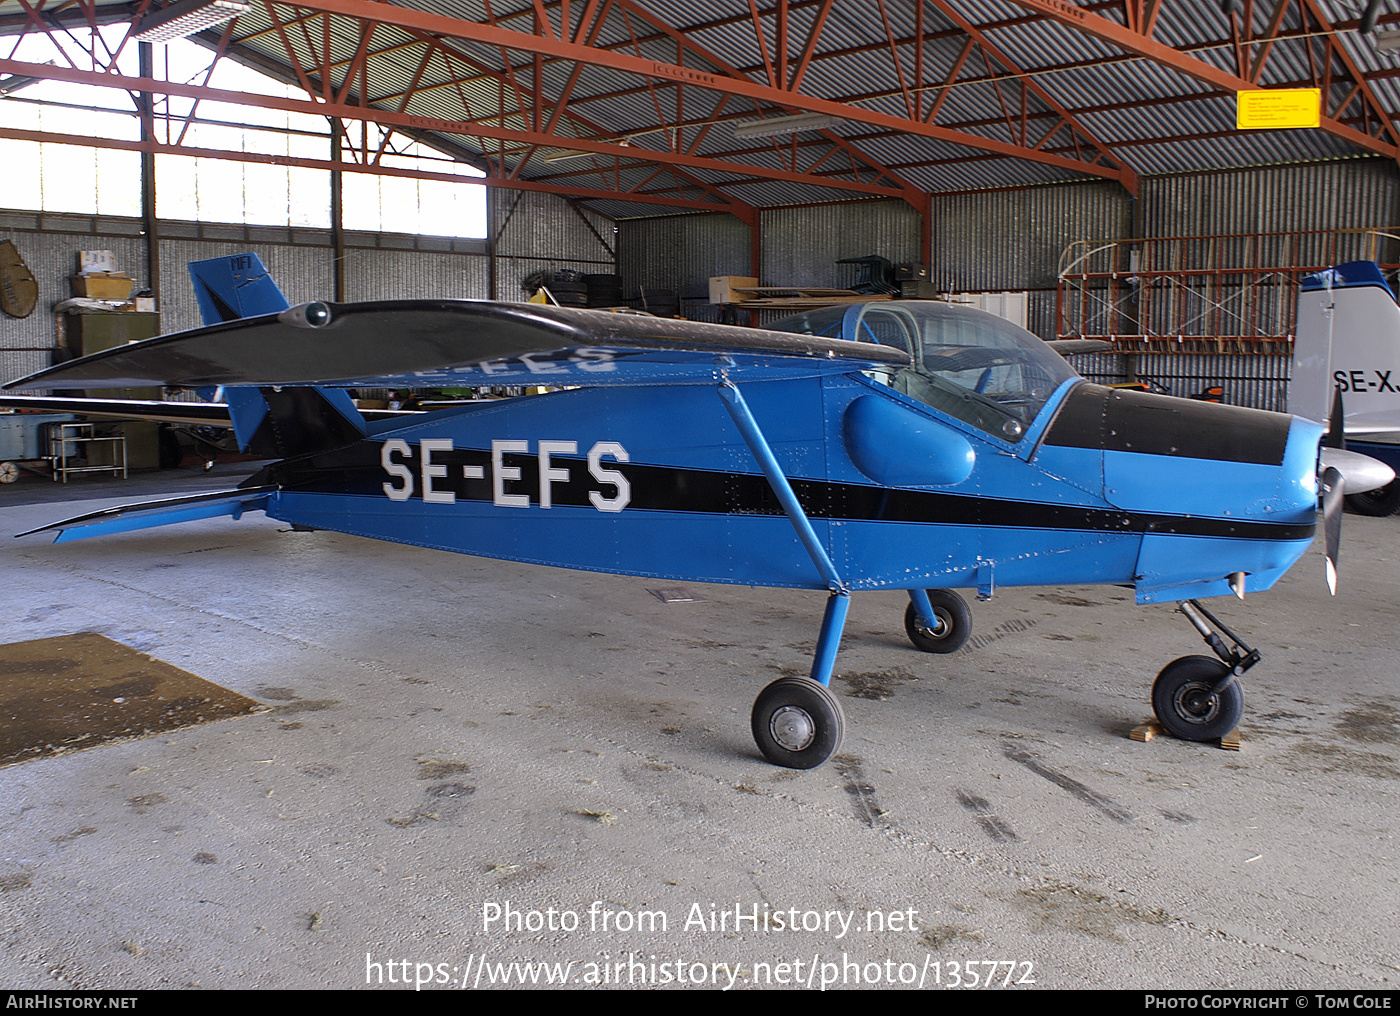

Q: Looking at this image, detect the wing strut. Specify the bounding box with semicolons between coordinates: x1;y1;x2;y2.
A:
717;379;849;689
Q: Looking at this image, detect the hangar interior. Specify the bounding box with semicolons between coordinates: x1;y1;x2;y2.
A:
1;0;1399;991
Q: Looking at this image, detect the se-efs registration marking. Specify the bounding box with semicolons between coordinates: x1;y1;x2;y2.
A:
381;438;631;512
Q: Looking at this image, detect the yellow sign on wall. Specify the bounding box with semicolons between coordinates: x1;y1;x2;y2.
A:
1237;88;1322;129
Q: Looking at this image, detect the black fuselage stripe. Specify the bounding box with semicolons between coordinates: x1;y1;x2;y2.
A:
271;447;1316;543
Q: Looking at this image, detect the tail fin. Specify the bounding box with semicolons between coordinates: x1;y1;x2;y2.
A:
189;253;291;323
1294;261;1400;436
188;254;366;458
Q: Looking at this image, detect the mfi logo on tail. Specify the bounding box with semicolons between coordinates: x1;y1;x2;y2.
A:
382;439;631;512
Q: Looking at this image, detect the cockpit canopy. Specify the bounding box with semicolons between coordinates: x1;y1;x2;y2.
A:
768;301;1076;442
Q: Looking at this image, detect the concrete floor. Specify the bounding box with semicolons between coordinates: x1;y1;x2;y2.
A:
1;468;1397;990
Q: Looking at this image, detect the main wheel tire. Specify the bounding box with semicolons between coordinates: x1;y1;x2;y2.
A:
904;589;972;654
1151;655;1243;742
1346;478;1400;517
751;677;845;769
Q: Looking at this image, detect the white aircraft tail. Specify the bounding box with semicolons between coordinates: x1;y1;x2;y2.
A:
1292;261;1400;435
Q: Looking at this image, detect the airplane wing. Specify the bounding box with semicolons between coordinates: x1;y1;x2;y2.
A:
5;301;909;392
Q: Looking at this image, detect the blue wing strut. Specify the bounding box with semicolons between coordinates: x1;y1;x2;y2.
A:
716;379;851;689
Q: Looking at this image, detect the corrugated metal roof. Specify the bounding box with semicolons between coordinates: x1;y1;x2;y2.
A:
6;0;1400;215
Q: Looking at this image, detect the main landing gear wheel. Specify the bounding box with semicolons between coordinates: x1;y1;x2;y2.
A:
905;589;972;654
1346;478;1400;517
1151;655;1244;742
751;677;845;770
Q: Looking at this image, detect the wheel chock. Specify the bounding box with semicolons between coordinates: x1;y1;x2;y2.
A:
1129;721;1163;742
1219;728;1242;751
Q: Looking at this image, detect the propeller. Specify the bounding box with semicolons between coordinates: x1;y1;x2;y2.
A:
1315;387;1395;594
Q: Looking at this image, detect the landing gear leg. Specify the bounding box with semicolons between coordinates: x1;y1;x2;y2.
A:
752;592;849;769
1152;599;1258;742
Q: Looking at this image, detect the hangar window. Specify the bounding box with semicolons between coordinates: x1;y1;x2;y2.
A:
0;29;485;237
0;26;142;217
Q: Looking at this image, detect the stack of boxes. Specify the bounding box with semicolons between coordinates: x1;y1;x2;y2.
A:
68;250;154;311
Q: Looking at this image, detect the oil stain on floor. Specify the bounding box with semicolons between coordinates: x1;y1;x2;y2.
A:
0;632;264;768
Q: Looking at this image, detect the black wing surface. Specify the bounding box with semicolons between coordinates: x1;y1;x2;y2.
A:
6;301;910;391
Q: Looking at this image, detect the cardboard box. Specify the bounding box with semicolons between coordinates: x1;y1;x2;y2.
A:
70;273;134;300
78;250;117;275
709;276;759;305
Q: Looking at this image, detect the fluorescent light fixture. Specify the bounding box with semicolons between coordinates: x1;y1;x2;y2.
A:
544;149;597;163
133;0;250;44
544;141;629;163
732;112;843;139
1373;30;1400;52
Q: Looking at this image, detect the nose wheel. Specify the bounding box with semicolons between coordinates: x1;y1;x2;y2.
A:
1152;655;1245;741
1152;600;1258;742
752;677;845;769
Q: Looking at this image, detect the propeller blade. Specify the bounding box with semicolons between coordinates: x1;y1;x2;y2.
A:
1321;466;1344;595
1325;386;1346;449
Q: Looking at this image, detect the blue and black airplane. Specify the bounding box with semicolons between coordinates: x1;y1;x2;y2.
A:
2;254;1386;768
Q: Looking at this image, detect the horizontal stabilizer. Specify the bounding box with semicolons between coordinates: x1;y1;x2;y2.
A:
15;486;276;543
5;301;910;392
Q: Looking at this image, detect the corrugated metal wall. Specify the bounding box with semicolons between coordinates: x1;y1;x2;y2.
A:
0;189;616;371
615;199;920;322
8;162;1400;408
616;212;750;322
491;189;616;300
343;248;491;303
1065;351;1294;412
1141;160;1400;261
760;200;922;290
928;180;1133;342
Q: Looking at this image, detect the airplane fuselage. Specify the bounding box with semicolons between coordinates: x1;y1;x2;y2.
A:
254;374;1321;606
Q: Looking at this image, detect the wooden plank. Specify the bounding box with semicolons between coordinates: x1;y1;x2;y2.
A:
1129;721;1162;742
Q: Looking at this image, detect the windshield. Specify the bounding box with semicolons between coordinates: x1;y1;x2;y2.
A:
768;301;1075;441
